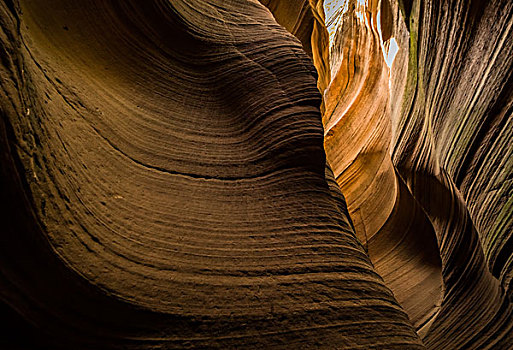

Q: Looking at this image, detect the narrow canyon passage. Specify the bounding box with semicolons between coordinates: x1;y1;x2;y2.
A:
0;0;512;349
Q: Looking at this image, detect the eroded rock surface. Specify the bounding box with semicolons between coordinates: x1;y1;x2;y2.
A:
0;0;422;349
1;0;512;349
320;0;513;348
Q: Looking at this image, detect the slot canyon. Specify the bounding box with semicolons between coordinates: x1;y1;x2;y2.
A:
0;0;512;348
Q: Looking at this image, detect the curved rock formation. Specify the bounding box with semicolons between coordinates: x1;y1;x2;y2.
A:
259;0;331;110
321;0;513;348
0;0;422;349
1;0;512;349
322;0;443;335
390;0;513;347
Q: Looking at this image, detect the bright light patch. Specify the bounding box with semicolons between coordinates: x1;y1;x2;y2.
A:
377;9;399;69
324;0;350;50
384;38;399;68
324;0;369;54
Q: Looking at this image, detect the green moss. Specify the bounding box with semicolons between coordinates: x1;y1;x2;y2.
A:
396;0;423;139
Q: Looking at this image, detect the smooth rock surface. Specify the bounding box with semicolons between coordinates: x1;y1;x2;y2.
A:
320;0;513;348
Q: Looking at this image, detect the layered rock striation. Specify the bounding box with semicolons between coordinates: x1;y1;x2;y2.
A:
0;0;512;349
318;0;513;348
0;0;422;349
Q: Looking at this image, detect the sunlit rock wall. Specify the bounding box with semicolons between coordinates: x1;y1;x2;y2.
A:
1;0;512;348
319;0;513;348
